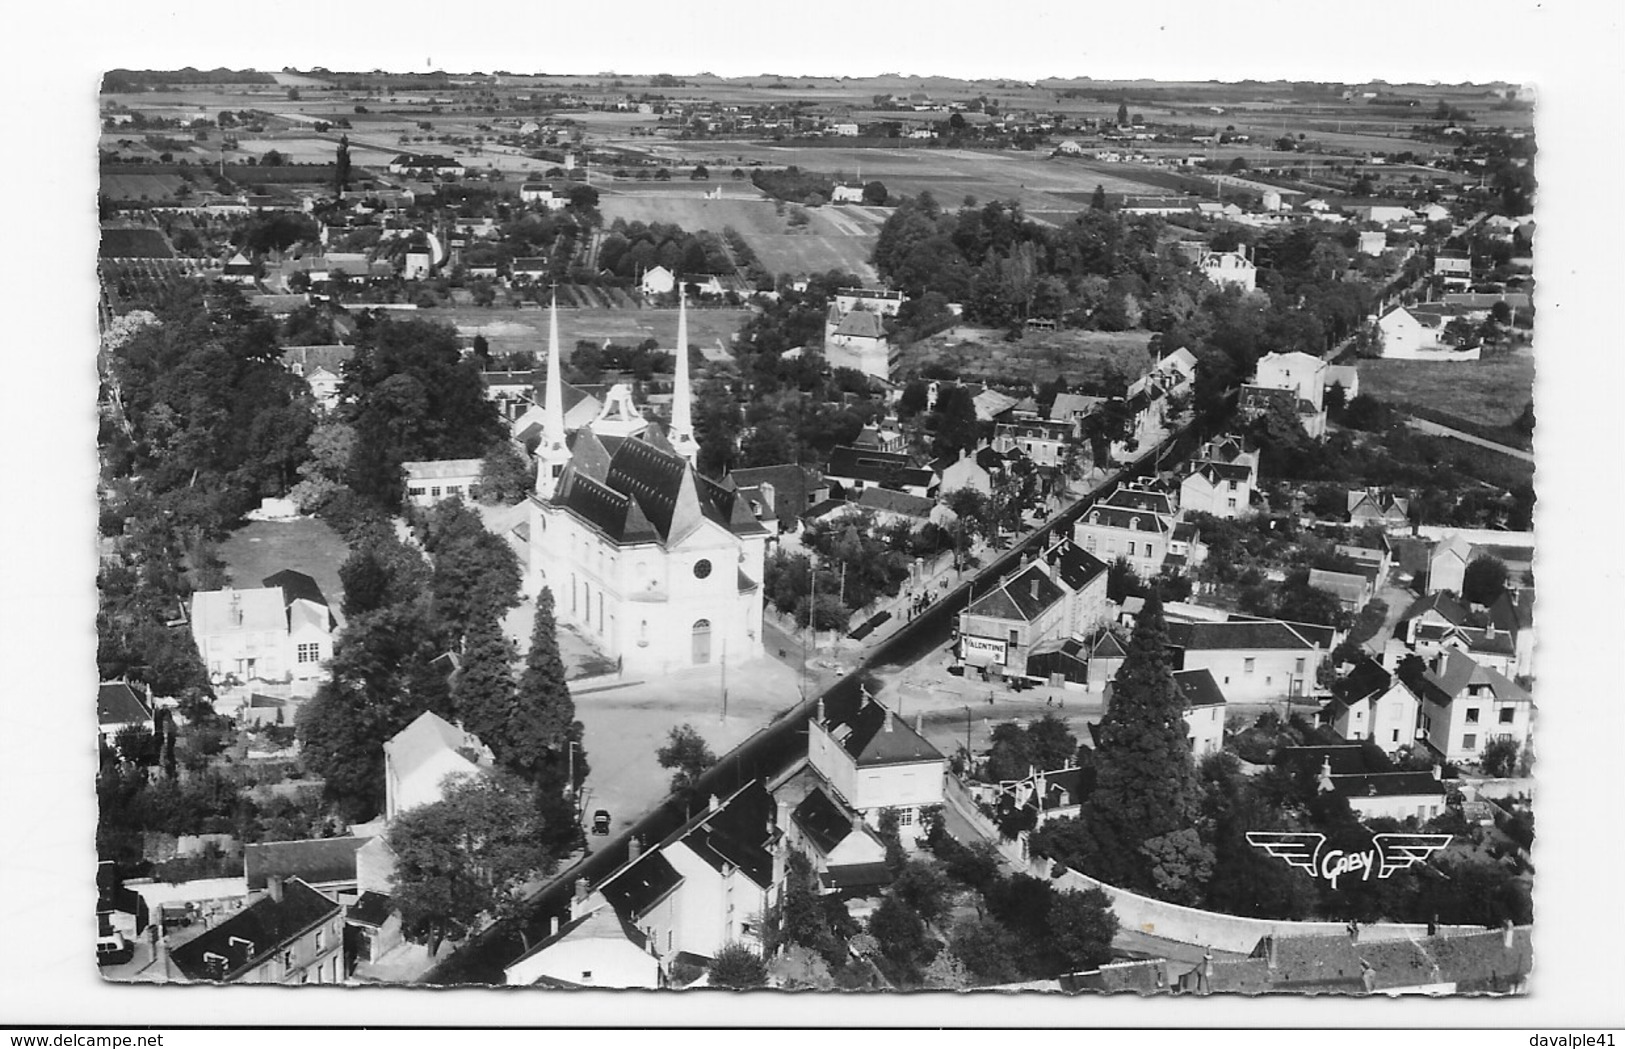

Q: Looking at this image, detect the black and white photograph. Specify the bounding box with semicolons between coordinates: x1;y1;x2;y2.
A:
2;0;1620;1031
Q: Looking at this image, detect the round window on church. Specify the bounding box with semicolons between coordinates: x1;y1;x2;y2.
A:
693;559;713;580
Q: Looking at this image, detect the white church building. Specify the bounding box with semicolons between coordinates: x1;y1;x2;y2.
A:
527;295;769;675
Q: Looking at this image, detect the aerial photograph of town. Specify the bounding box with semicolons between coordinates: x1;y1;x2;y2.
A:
83;50;1563;1012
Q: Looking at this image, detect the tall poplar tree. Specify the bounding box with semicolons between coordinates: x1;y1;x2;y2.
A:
451;612;517;751
510;587;588;850
335;134;352;196
1077;592;1201;891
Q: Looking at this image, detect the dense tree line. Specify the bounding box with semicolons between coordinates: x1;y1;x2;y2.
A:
597;219;732;279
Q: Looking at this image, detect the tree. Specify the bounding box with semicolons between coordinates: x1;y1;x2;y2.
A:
387;772;556;952
708;943;769;988
450;613;516;751
1461;555;1508;606
335;134;352;196
1090;183;1108;211
1026;713;1078;772
1480;736;1520;778
890;860;953;924
476;439;532;505
507;588;587;853
867;896;929;981
862;180;888;205
657;723;717;798
1116;101;1129;126
1047;887;1119;974
1138;828;1215;906
950;915;1027;985
1077;593;1202;891
690;164;710;180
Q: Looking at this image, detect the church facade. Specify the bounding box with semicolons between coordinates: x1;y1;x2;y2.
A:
527;296;768;674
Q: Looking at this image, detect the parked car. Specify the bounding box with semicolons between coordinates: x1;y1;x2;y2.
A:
592;810;612;835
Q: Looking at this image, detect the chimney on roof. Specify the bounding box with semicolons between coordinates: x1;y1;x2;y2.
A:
1428;914;1439;937
627;836;642;862
1347;920;1361;944
1432;763;1442;781
1263;935;1277;970
1359;961;1377;994
1196;948;1214;995
709;794;721;813
267;875;284;903
1317;757;1335;794
551;915;561;937
1502;918;1515;949
574;877;589;905
883;709;894;733
815;696;825;725
914;714;923;735
1030;578;1040;602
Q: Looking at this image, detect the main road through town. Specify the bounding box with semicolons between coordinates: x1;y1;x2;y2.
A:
422;421;1205;984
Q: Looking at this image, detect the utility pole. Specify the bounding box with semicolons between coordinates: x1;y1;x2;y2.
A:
721;639;728;721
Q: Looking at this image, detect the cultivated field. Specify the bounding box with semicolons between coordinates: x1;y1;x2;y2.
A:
100;173;189;202
1356;348;1535;430
414;305;757;360
895;326;1156;387
598;188;882;281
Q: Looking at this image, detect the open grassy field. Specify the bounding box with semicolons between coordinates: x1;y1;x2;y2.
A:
598;188;882;281
1356;348;1535;430
895;326;1156;387
220;518;352;630
414;305;756;359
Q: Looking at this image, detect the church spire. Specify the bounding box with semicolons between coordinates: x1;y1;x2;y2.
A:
668;285;700;466
535;290;571;499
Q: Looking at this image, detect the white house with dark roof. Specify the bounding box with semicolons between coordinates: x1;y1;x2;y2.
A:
1198;246;1257;292
529;296;769;674
1377;305;1481;362
587;781;779;967
190;571;335;686
807;689;945;843
1166;620;1323;703
383;711;494;821
1319;656;1423;755
994;417;1075;468
824;305;891;380
959;562;1072;679
167;876;344;985
639;265;676;296
1276;741;1446;822
1100;667;1227;758
825;445;937;499
1399;649;1534;764
504;902;661;988
1180;435;1259;519
779;783;891;895
1073;483;1178;576
243;837;367;896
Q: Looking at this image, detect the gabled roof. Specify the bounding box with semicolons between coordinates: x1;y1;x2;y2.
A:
511;904;650;974
1167;620;1317;653
819;690;943;768
347;890;394;928
1049;392;1104;420
727;463;824;523
832;310;886;339
1309;568;1370;601
1080;504;1169;535
1045;538;1109;593
98;681;153;728
791;786;857;856
191;587;287;637
1090;631;1128;659
966;563;1067;623
677;781;776;889
1335;657;1393;706
262;570;335;627
826;445;916;484
243;837;366;891
1401;649;1531;707
403;458;483;481
600;851;683;919
170;879;340;982
1103;485;1175;516
855;487;936;519
1399;591;1468;628
1172;668;1225;709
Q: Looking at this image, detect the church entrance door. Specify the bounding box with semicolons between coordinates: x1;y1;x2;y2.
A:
691;619;712;664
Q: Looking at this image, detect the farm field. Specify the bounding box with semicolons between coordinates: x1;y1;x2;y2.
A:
100;173;189;202
895;326;1156;387
414;305;756;360
1356;348;1535;430
598;189;881;281
219;519;352;631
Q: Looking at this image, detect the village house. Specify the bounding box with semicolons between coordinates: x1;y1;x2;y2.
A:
504;901;662;988
281;345;353;412
98;681;154;746
1309;567;1375;613
1347;487;1411;529
725;463;829;536
1179;434;1259;519
383;711;495;821
993;418;1075;469
824;445;937;499
168;876;345;985
510;380;605;440
639;265;676;296
1172;668;1228;758
189;571;336;687
1198;246;1257;292
1277;742;1447;822
402;458;484;506
1072;482;1182;576
1399;649;1534;764
387;154;466;178
1433;249;1473;289
807;689;945;845
1049;392;1106;435
1392;591;1529;680
1319;656;1423;755
1376;305;1481;362
587;781;778;968
823;305;891;381
1166;620;1324;704
936;445;1011;498
243;837;368;898
778;783;891;896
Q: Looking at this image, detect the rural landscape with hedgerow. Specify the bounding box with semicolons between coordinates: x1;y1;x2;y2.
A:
95;65;1536;994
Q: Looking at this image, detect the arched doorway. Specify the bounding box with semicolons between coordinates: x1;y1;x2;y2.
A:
691;619;712;665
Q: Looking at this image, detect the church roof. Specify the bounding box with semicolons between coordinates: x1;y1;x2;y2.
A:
552;431;765;547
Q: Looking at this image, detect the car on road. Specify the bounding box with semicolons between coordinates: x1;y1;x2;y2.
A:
592;810;612;835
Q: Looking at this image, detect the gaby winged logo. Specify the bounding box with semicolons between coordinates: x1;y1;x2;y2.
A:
1246;832;1452;890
